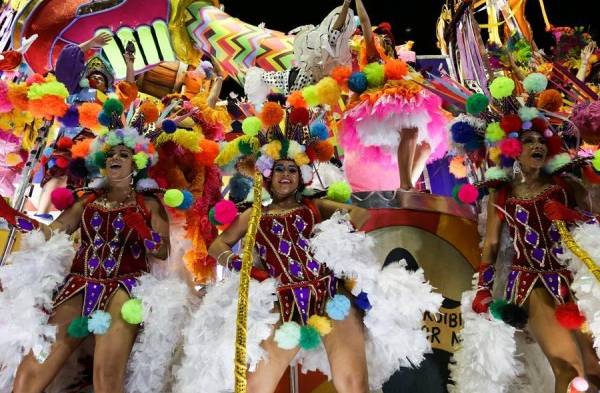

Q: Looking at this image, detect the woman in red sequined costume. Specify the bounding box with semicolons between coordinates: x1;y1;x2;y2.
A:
209;158;370;393
4;132;170;393
473;129;600;392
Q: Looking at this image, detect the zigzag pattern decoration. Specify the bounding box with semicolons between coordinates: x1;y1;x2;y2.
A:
187;4;293;84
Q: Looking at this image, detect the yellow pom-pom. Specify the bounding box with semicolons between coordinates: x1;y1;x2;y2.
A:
263;140;282;160
315;77;341;107
302;85;320;107
293;152;310;167
164;189;184;207
488;147;501;164
307;315;333;336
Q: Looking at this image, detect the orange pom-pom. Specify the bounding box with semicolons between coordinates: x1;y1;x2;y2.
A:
331;66;352;87
139;100;160;123
537;89;562;112
259;101;284;127
28;96;68;118
306;140;334;162
195;139;220;166
287;91;307;109
71;138;92;158
384;59;409;80
7;84;29;111
115;81;138;108
78;102;103;130
449;156;467;179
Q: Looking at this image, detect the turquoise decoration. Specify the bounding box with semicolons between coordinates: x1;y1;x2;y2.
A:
326;294;351;320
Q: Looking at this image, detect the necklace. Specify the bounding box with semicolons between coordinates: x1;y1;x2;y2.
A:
98;188;135;209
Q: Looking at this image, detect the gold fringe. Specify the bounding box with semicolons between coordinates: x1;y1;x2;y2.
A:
556;220;600;282
234;170;263;392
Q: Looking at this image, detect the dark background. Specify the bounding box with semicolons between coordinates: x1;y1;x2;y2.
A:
221;0;598;56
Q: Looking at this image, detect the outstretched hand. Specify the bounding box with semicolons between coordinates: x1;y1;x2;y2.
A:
91;32;112;48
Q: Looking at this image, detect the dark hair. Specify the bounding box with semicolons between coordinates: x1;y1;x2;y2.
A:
88;71;108;87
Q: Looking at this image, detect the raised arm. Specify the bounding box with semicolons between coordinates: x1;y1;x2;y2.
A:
207;76;223;108
332;0;352;31
208;207;252;265
313;198;370;229
354;0;378;62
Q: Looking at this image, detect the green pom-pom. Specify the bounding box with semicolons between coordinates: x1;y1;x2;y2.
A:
518;106;539;121
238;136;259;155
451;184;461;199
67;316;90;338
106;132;121;146
593;151;600;172
466;93;489;115
363;62;386;88
302;85;320;107
133;152;149;170
327;181;352;202
484;166;508;181
103;98;124;116
91;151;107;168
523;73;548;94
123;135;136;149
242;117;262;136
164;189;184;207
544;152;571;174
299;325;321;350
489;77;515;99
485;122;505;142
274;321;301;350
490;299;509;320
121;298;143;324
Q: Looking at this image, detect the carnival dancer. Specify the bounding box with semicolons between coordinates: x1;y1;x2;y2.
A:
0;95;192;392
36;32;138;216
336;0;448;192
174;92;443;393
448;73;600;393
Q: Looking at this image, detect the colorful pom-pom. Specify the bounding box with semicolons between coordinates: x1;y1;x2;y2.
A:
90;151;107;168
384;59;408;81
242;116;262;136
499;138;522;159
51;187;75;210
161;119;177;134
499;303;528;329
544;152;571;174
555;303;585;330
139;101;160;123
306;140;334;162
78;102;102;130
593;151;600;172
195;139;220;166
67;316;90;338
485;122;505;142
287;91;307;108
238;137;260;155
289;107;310;126
132;152;149;170
103;98;124;116
457;183;479;204
315;76;341;107
499;114;522;133
55;156;69;169
531;117;548;133
466;93;489;115
348;72;368;94
274;321;301;350
523;72;548;93
354;291;372;311
518;106;539;122
98;111;112;127
259;101;284;127
489;76;515;99
59;105;80;128
179;190;194;209
56;137;74;150
484;166;507;181
309;122;329;140
299;325;322;350
164;189;184;208
489;299;509;320
327;181;352;202
363;62;386;88
449;156;467;179
326;294;351;320
307;315;333;336
302;85;320;107
537;89;562;111
121;298;143;324
450;121;476;144
88;310;112;335
214;200;238;225
331;65;352;87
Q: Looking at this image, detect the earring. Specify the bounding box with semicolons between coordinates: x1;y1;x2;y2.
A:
513;161;525;183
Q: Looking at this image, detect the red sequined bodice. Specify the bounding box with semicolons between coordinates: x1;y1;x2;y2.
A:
71;202;149;278
504;185;569;271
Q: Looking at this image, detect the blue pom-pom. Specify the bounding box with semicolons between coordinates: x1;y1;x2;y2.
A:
309;122;329;140
88;310;112;335
508;132;519;139
179;190;194;209
98;111;111;126
162;119;177;134
59;105;80;128
354;291;372;311
450;121;476;144
500;155;515;168
229;173;253;203
348;72;368;94
326;294;351;320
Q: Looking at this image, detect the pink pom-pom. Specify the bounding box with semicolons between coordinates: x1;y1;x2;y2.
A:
457;184;479;204
214;200;238;225
51;187;75;211
499;138;522;159
570;377;589;392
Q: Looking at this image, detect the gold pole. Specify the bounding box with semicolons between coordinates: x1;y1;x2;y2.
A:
234;171;263;392
556;220;600;282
